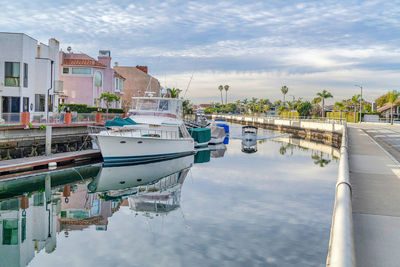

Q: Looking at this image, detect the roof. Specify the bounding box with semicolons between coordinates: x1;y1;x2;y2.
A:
114;70;125;80
377;99;400;112
62;52;105;68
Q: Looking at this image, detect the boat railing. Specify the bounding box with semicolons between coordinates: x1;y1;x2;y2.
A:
88;125;180;140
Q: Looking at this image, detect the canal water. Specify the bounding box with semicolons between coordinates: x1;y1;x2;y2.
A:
0;124;338;267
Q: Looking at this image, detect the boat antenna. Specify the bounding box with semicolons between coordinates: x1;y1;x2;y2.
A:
145;76;153;93
183;73;194;99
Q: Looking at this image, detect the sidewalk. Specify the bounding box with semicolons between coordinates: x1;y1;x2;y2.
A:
348;124;400;266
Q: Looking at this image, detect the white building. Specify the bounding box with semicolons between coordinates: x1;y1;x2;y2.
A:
0;33;61;123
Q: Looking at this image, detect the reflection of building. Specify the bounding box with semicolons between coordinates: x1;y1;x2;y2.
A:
0;192;57;267
58;183;120;233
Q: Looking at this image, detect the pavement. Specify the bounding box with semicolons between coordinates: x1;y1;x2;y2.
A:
348;123;400;266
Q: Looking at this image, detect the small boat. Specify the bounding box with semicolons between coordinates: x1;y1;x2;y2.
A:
209;143;227;158
242;126;258;153
187;127;211;148
90;97;195;166
214;117;230;136
209;125;226;144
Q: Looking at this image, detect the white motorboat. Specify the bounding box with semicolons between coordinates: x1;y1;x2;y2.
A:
90;97;195;166
242;126;258;153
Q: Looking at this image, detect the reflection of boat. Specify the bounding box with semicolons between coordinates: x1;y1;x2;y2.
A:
128;168;189;215
90;97;195;166
194;149;210;163
88;155;194;193
209;143;227;158
241;126;258;153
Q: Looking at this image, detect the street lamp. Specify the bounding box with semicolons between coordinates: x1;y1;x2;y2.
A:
355;84;363;123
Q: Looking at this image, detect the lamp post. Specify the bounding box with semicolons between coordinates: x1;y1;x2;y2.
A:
355;84;363;123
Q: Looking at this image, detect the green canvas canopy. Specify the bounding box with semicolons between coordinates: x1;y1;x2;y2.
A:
105;117;136;127
188;128;211;144
124;117;137;125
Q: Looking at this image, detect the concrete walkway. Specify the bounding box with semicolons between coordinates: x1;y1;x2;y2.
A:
348;124;400;266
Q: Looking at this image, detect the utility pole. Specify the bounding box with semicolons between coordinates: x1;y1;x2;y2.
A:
355;84;363;123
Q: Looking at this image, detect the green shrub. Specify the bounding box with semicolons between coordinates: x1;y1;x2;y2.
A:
60;104;124;114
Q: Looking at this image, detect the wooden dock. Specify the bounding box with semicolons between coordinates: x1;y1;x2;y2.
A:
0;149;101;174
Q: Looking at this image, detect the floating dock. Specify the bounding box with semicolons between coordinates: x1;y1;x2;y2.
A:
0;149;101;175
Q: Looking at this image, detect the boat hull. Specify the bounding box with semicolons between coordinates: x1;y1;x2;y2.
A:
95;135;195;166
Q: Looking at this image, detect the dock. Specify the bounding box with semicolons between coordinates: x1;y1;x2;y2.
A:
348;124;400;266
0;149;101;175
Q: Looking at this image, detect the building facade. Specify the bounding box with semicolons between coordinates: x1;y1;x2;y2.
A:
59;50;124;109
113;65;161;111
0;33;60;122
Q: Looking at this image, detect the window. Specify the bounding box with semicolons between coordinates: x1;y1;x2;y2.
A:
35;94;45;112
3;219;18;245
23;63;28;87
63;67;69;74
115;78;119;91
94;71;102;87
5;62;20;87
33;193;44;206
2;97;20;113
71;67;91;75
119;79;123;92
23;97;29;112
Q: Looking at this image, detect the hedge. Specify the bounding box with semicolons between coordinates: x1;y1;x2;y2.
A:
60;104;124;114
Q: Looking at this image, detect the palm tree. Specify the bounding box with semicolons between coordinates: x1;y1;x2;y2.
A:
334;101;345;121
224;85;229;104
316;90;333;118
218;85;224;104
351;94;360;122
388;90;400;125
281;86;289;107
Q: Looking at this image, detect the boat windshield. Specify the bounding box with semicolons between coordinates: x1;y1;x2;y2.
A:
130;97;183;118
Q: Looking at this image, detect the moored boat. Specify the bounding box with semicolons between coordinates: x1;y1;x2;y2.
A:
90;97;195;165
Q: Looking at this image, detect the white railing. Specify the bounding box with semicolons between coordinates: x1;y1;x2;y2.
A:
326;126;356;266
214;114;347;124
88;126;180;140
1;113;21;125
71;113;96;124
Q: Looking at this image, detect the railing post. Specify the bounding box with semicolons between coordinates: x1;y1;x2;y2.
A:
95;112;102;123
64;113;72;124
20;112;30;127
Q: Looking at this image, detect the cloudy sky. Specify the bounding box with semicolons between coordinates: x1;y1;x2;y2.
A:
2;0;400;104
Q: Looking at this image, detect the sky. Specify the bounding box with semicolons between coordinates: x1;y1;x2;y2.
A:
1;0;400;104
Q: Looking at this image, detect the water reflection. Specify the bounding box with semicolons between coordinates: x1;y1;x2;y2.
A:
0;156;193;267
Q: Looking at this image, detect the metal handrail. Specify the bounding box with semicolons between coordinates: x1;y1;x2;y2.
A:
326;125;356;266
88;126;181;140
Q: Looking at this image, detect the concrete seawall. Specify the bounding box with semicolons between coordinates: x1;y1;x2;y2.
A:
211;115;343;147
210;115;354;266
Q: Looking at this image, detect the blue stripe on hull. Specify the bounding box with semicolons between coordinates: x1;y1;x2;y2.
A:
103;151;195;167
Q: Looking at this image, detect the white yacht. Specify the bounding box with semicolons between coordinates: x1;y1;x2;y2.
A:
90;97;195;166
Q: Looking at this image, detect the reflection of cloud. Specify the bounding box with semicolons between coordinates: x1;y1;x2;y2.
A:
29;137;336;266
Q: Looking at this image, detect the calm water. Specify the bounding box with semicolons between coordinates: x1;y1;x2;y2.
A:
0;124;338;267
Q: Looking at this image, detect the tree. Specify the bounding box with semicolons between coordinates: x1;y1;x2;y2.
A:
297;101;312;117
316;90;333;117
351;94;361;122
182;100;193;116
388;90;400;125
168;88;182;98
281;86;289;107
224;85;229;104
334;101;345;121
218;85;224;104
375;92;390;107
100;93;120;119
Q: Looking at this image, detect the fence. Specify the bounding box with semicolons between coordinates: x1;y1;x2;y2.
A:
0;112;124;127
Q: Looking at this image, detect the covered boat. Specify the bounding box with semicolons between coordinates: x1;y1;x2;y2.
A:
188;127;211;148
